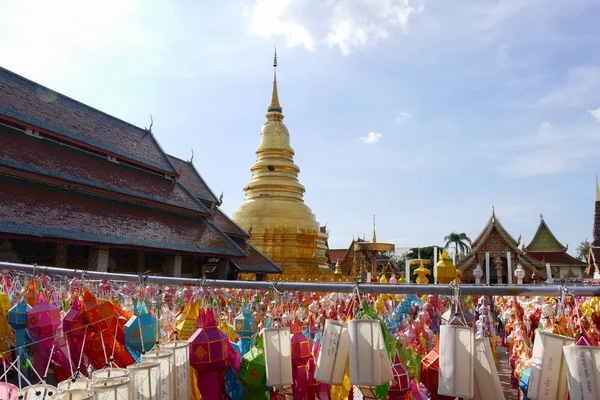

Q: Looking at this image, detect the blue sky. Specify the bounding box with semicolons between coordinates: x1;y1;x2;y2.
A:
2;0;600;253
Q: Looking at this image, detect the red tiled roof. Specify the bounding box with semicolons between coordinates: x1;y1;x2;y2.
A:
230;238;281;273
329;249;349;262
168;155;218;204
0;67;175;173
0;125;208;214
527;251;586;267
209;209;249;238
0;177;245;257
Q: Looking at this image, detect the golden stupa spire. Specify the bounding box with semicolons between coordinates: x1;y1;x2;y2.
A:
372;215;377;242
267;48;282;114
596;173;600;201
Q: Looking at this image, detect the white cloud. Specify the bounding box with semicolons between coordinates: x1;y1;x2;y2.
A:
358;132;383;144
248;0;424;55
395;111;412;123
588;107;600;122
497;120;600;177
537;66;600;108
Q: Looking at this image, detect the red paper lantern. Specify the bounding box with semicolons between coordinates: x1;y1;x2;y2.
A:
388;353;410;399
420;341;454;400
80;289;116;334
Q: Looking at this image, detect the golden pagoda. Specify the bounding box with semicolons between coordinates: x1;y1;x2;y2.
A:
232;51;330;279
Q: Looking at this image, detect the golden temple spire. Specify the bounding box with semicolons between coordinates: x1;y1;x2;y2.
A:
267;48;282;114
596;173;600;201
372;215;377;242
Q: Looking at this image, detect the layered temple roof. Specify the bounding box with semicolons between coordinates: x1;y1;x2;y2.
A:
457;211;546;278
0;67;175;174
525;217;584;267
0;66;280;275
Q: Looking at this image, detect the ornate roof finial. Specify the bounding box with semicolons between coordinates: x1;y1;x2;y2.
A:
267;47;282;114
596;173;600;201
540;213;544;221
372;215;377;242
492;203;495;217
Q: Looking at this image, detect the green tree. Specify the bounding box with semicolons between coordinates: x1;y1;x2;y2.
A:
444;232;471;258
577;239;591;262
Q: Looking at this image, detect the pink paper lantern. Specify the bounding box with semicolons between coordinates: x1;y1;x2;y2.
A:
28;292;61;338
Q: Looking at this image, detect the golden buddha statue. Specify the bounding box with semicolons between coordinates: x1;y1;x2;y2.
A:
232;51;330;279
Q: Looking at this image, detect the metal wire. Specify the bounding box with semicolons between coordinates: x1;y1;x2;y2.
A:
1;261;600;296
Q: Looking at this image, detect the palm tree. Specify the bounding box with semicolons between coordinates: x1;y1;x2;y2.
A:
577;239;591;262
444;232;471;258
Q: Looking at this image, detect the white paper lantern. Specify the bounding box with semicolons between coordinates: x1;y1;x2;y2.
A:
315;319;349;385
54;389;94;400
563;345;600;400
91;368;129;381
348;320;392;386
528;330;574;400
141;349;174;400
127;361;161;400
90;377;130;400
18;384;58;400
161;341;190;400
263;327;293;387
438;324;474;398
473;338;503;400
57;378;90;392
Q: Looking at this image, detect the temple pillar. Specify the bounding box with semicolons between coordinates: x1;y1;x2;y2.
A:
136;251;146;274
163;255;182;277
53;243;68;268
494;256;503;284
215;259;229;280
88;248;109;272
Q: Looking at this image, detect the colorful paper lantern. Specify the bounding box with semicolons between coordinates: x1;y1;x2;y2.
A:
188;308;229;398
0;382;19;400
80;289;115;334
563;345;600;400
348;320;392;386
124;300;158;357
528;330;574;400
239;345;268;395
388;352;410;399
438;324;474;398
176;302;199;341
290;320;311;398
234;305;258;355
8;297;31;364
127;361;161;400
473;338;503;400
141;350;174;400
161;341;191;400
263;327;293;387
90;376;130;400
314;319;349;385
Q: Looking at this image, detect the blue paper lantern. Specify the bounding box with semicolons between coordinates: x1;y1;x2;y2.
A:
125;300;158;357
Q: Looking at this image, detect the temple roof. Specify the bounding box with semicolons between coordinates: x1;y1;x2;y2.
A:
525;217;567;252
209;209;250;238
527;251;585;267
0;123;209;215
329;249;349;262
230;238;281;273
168;155;219;204
471;212;519;249
457;212;545;278
0;176;245;257
0;66;176;174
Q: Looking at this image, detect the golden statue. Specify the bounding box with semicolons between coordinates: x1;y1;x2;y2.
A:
414;260;430;284
232;51;330;279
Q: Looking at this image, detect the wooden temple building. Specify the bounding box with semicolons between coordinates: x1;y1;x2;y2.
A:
457;209;586;284
0;66;281;280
